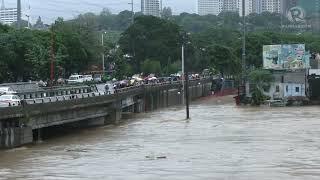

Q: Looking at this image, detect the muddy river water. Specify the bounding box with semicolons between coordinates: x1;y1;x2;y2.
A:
1;96;320;180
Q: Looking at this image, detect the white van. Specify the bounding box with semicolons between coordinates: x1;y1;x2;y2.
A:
0;87;17;95
67;75;85;84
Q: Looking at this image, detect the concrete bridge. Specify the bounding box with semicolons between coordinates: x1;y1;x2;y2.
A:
0;79;212;149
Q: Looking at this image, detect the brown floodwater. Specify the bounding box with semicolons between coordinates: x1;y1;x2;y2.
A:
1;96;320;180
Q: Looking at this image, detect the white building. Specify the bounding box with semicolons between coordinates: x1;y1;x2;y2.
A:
239;0;253;16
0;8;17;25
197;0;281;16
141;0;160;17
222;0;239;12
0;0;17;25
198;0;222;16
261;0;281;13
221;0;253;16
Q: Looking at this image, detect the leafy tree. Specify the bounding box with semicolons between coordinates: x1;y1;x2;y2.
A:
249;69;274;105
141;59;161;75
206;45;241;77
119;16;181;73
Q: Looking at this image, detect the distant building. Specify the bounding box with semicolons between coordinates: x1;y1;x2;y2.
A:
0;0;17;25
261;0;281;13
239;0;253;16
197;0;290;16
198;0;222;16
0;8;17;25
197;0;253;16
221;0;253;16
252;0;262;13
141;0;160;17
250;0;281;14
222;0;239;12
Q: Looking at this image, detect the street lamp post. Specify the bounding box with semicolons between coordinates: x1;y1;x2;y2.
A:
128;0;134;24
241;0;246;95
101;32;106;74
181;44;185;105
181;32;191;119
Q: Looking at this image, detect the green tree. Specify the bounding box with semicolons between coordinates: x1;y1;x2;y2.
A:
206;45;241;77
141;59;161;75
119;16;181;73
249;69;274;105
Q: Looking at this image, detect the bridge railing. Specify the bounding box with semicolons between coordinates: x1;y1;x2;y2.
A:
1;78;212;107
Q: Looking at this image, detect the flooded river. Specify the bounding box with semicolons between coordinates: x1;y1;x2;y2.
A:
1;96;320;180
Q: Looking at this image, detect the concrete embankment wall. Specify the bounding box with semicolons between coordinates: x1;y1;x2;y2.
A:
0;80;212;149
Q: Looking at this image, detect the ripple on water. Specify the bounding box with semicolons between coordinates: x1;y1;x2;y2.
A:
1;96;320;179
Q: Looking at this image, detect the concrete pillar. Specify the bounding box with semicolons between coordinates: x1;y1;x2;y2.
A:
20;127;33;146
4;128;8;148
134;100;144;113
154;92;158;110
149;94;154;111
0;122;3;148
10;127;14;147
110;109;121;125
37;128;42;143
166;89;169;107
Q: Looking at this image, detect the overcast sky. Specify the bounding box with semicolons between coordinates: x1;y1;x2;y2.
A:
3;0;196;23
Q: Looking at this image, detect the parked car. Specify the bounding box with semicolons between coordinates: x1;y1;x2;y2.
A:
0;87;17;95
84;75;93;82
0;95;21;107
93;74;103;82
67;75;85;84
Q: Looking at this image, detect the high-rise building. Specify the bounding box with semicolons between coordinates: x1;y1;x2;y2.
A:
0;0;17;25
198;0;222;16
221;0;253;16
251;0;281;14
197;0;285;16
141;0;160;17
261;0;281;13
222;0;239;12
239;0;253;16
252;0;263;13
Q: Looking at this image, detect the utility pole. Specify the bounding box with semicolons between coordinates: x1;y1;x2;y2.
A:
17;0;21;29
26;15;31;29
1;0;5;9
181;44;185;105
185;72;190;119
101;32;106;74
160;0;163;17
26;4;31;29
241;0;246;91
50;29;55;87
128;0;134;24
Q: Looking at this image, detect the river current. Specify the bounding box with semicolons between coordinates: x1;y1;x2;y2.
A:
1;96;320;180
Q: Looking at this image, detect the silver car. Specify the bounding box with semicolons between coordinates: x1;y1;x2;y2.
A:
0;95;21;107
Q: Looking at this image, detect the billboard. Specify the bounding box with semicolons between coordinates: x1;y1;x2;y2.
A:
282;0;320;31
263;44;310;70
